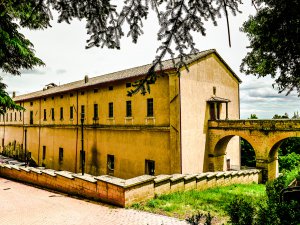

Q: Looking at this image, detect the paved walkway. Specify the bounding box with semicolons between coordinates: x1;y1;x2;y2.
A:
0;177;188;225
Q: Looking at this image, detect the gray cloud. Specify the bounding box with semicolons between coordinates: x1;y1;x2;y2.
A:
56;69;67;74
20;68;47;75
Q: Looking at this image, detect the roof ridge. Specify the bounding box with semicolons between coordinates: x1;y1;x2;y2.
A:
13;49;240;102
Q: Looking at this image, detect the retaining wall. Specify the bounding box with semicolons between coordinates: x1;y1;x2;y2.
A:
0;163;261;207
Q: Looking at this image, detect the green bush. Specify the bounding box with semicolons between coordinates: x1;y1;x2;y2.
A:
226;175;300;225
185;212;212;225
226;197;255;225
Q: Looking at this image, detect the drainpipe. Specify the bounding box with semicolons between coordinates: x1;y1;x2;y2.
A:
179;76;182;174
24;128;27;166
75;90;79;173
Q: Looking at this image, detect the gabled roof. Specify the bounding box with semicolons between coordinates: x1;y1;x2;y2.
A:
13;49;241;102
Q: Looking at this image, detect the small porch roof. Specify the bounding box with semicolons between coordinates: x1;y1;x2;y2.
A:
207;96;231;103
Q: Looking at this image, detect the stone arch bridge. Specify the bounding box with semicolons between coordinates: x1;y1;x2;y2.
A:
207;120;300;182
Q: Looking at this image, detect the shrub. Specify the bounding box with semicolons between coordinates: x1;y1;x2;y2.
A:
226;197;255;225
226;175;300;225
185;212;213;225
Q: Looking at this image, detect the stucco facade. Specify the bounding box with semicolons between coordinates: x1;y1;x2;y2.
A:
0;49;241;179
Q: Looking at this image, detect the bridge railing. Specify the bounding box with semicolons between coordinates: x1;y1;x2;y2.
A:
208;119;300;131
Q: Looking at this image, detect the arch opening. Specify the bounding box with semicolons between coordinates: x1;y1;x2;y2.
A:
268;137;300;180
212;135;256;172
241;138;256;169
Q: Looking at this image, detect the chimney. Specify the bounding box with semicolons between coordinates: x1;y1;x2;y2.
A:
84;75;89;83
12;91;16;98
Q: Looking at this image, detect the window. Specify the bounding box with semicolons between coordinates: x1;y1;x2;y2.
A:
10;113;12;122
51;108;55;120
94;89;98;93
19;111;22;121
70;106;73;120
60;95;63;99
30;111;33;124
14;112;17;121
43;109;46;121
70;93;73;97
6;114;8;122
30;102;33;106
107;154;115;175
44;98;46;101
108;86;113;91
42;146;46;160
81;91;85;95
147;98;154;117
60;107;63;120
213;86;216;95
145;160;155;175
93;104;98;119
126;101;132;117
126;83;131;88
52;96;54;100
109;102;113;118
59;147;63;163
81;105;85;119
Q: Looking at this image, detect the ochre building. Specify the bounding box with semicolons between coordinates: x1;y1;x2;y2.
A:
0;49;241;179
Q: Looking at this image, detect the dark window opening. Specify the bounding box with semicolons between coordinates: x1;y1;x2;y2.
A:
51;108;55;120
126;101;132;117
60;107;63;120
59;147;63;163
10;113;12;122
107;154;115;175
14;112;17;121
6;114;8;122
70;93;73;97
30;111;33;124
30;102;33;106
93;104;99;119
81;105;85;119
70;106;74;120
109;102;113;118
126;83;131;88
44;98;46;101
147;98;154;117
52;96;54;100
94;89;98;93
19;111;22;121
108;86;113;91
81;91;85;95
145;160;155;176
60;95;63;99
42;146;46;160
43;109;46;121
213;86;216;95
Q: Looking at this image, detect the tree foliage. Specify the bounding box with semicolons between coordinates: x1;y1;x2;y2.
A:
0;0;242;96
0;78;23;114
241;0;300;95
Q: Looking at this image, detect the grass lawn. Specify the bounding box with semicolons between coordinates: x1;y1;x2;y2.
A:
130;183;266;224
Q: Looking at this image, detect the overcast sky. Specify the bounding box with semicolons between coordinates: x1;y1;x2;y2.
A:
1;2;299;119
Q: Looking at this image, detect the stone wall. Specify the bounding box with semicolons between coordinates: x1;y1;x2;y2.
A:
0;162;261;207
